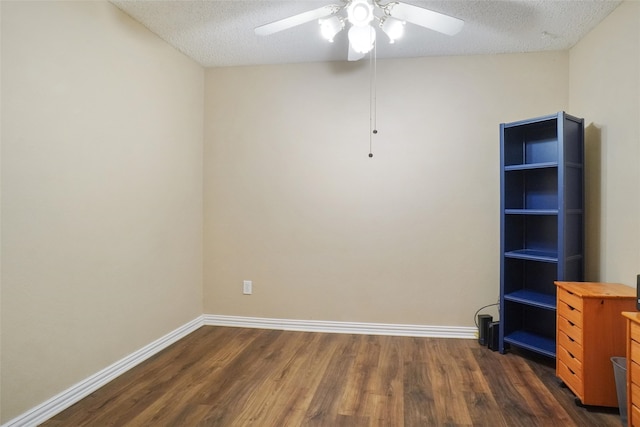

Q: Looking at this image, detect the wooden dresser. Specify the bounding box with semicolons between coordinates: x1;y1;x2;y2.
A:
555;281;636;407
623;312;640;426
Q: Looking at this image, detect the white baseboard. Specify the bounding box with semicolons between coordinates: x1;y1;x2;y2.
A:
203;314;477;339
2;316;204;427
4;314;475;427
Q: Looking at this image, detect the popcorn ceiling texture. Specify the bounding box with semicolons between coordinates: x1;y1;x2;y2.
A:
110;0;622;67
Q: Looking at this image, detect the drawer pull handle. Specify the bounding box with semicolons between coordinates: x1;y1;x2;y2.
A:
568;321;575;327
568;367;576;375
568;351;575;359
568;336;575;343
567;305;575;311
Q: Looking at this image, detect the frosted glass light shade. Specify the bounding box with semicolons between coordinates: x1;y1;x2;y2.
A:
348;24;376;54
319;16;344;42
347;0;374;27
380;17;405;43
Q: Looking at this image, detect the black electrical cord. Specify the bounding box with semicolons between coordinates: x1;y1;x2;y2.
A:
473;302;499;328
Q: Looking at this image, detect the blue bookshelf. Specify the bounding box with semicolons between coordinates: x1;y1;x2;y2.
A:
503;330;556;358
503;289;556;310
499;112;585;358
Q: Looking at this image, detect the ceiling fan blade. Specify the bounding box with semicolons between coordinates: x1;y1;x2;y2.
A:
255;5;342;36
348;43;366;61
387;2;463;36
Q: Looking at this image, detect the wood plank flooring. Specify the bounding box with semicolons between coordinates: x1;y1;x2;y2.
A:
42;326;622;426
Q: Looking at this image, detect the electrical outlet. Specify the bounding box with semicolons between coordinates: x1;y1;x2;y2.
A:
243;280;252;295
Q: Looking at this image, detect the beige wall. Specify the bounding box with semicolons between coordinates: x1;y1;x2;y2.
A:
3;0;637;423
569;1;640;284
203;52;569;326
0;2;3;421
1;1;204;421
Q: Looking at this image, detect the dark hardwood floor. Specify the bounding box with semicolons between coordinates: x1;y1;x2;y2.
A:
42;326;623;426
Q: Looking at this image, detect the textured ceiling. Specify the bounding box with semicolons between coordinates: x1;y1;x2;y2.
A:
110;0;622;68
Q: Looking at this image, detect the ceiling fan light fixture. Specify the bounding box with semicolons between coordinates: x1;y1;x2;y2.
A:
319;16;344;42
348;24;376;54
380;16;405;43
347;0;374;27
255;0;464;62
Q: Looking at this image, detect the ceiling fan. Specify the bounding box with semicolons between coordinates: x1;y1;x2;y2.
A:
254;0;464;61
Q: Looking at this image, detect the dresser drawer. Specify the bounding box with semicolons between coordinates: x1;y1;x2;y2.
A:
558;359;583;398
557;287;584;312
632;321;640;345
558;330;583;361
557;314;583;345
632;403;640;427
632;340;640;368
632;360;640;388
633;382;640;412
557;300;583;327
557;344;583;379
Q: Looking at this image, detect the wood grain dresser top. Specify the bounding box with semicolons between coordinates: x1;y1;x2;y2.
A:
555;281;636;298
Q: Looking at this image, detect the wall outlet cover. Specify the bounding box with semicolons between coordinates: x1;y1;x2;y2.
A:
243;280;252;295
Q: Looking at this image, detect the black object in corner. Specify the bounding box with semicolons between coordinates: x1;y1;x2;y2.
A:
478;314;493;346
488;322;500;351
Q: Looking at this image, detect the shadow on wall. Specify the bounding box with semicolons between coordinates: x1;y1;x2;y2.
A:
326;56;368;75
585;122;602;281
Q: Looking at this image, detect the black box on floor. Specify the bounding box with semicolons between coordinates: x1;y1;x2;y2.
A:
487;322;500;351
478;314;493;346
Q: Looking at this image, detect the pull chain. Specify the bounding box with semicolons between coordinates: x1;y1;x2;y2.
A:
368;40;378;158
